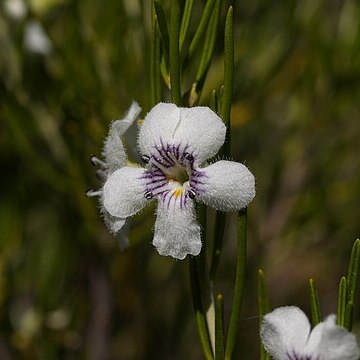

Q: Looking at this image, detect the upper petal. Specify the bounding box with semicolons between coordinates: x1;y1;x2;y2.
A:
173;106;226;163
103;166;148;218
139;104;226;164
153;199;201;260
103;101;141;173
197;160;255;211
306;315;360;360
138;103;181;157
260;306;311;360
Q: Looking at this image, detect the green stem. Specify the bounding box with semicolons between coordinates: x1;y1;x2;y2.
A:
225;209;247;360
169;0;181;105
215;294;225;360
189;258;214;360
257;269;270;360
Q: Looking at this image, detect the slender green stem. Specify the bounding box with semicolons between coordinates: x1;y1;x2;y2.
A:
215;294;225;360
257;269;270;360
337;276;347;326
225;209;247;360
169;0;181;105
309;278;322;326
188;0;216;59
180;0;194;52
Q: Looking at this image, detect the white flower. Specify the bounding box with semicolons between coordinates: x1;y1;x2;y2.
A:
102;102;255;260
87;101;142;248
24;21;52;55
260;306;360;360
4;0;27;20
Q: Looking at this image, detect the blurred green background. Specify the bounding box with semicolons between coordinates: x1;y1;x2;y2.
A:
1;0;360;358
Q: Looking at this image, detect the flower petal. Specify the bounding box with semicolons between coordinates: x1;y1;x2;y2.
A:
173;106;226;163
306;315;360;360
153;200;201;260
138;103;181;157
103;167;148;218
260;306;311;360
103;101;141;173
197;160;255;211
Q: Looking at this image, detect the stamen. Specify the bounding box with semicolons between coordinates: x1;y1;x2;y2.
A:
96;170;107;181
141;155;150;164
86;189;103;197
145;191;153;200
149;157;169;174
90;155;106;167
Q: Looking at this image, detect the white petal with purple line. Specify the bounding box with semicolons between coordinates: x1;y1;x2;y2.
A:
153;199;201;260
198;160;255;212
172;106;226;163
139;103;180;157
103;167;148;218
260;306;360;360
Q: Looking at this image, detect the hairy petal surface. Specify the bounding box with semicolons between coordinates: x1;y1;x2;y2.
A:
103;101;141;173
198;160;255;211
173;107;226;163
139;103;180;156
103;167;147;218
153;200;201;260
305;315;360;360
260;306;311;360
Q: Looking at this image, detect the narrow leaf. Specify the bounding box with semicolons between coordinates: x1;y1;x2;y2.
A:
169;0;181;105
345;239;360;328
188;0;216;59
215;294;225;360
337;276;347;326
344;301;354;331
225;209;247;360
309;278;322;326
150;1;161;106
154;1;169;64
346;239;360;306
180;0;194;51
257;269;270;360
221;6;234;157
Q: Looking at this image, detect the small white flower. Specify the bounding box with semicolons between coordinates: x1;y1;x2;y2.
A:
260;306;360;360
4;0;27;20
24;21;52;55
87;101;142;248
102;102;255;260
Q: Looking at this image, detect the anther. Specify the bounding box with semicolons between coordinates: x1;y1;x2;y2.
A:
184;152;194;161
188;190;196;199
144;191;153;200
141;155;150;164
